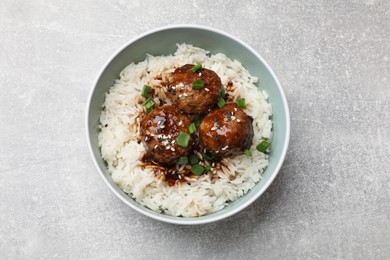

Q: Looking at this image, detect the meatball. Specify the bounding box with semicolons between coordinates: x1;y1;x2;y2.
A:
166;64;222;114
199;103;254;158
140;105;193;164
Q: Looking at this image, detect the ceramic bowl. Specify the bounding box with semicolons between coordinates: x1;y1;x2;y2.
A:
86;24;290;225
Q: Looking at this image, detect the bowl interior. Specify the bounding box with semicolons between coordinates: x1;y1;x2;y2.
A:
86;25;289;224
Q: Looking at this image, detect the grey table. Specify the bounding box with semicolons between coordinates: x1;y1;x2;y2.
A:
1;0;389;259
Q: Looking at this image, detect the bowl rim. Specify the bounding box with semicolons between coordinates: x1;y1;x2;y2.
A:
85;24;290;225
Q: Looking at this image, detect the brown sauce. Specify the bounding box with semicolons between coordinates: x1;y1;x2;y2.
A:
139;73;240;186
141;153;194;186
141;148;225;186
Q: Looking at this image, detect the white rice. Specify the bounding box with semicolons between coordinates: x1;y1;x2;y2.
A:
98;44;272;217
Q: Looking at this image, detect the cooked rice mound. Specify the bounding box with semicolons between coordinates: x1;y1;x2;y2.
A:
98;44;272;217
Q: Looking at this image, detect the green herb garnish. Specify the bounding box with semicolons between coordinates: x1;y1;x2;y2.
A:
189;155;199;165
194;119;201;129
141;85;151;98
177;156;189;165
256;140;270;152
188;123;196;134
204;165;212;173
143;98;155;114
221;85;225;97
203;151;214;160
177;132;190;147
244;149;252;156
236;98;247;109
191;64;202;73
217;97;226;108
192;80;205;90
190;164;205;176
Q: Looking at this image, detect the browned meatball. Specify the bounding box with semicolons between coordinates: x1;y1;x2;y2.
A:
166;64;222;114
140;105;193;164
199;103;254;158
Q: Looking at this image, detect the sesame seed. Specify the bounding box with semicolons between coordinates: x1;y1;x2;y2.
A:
160;125;165;129
178;82;184;87
171;147;175;151
234;108;237;112
154;145;158;149
211;126;217;131
183;93;188;97
205;88;209;92
198;73;202;76
222;146;229;150
178;121;183;126
237;119;241;122
171;140;175;144
171;86;176;89
178;175;182;179
231;116;236;120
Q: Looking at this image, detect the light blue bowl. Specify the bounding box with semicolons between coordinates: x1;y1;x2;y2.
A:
86;25;290;225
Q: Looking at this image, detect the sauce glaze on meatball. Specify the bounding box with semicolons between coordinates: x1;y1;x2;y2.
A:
166;64;222;115
198;103;254;158
140;105;193;164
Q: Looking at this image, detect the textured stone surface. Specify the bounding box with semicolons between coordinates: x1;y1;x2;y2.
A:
1;0;389;259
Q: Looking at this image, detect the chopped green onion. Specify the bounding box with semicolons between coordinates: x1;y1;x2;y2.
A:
190;164;205;176
256;140;270;152
194;119;201;129
202;151;214;160
244;149;252;156
192;80;205;90
145;101;154;109
141;85;151;98
217;97;226;108
177;156;188;165
221;85;225;97
189;155;199;165
188;123;196;134
204;165;212;173
143;98;155;113
177;132;190;147
236;98;247;109
143;97;154;108
191;64;202;73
